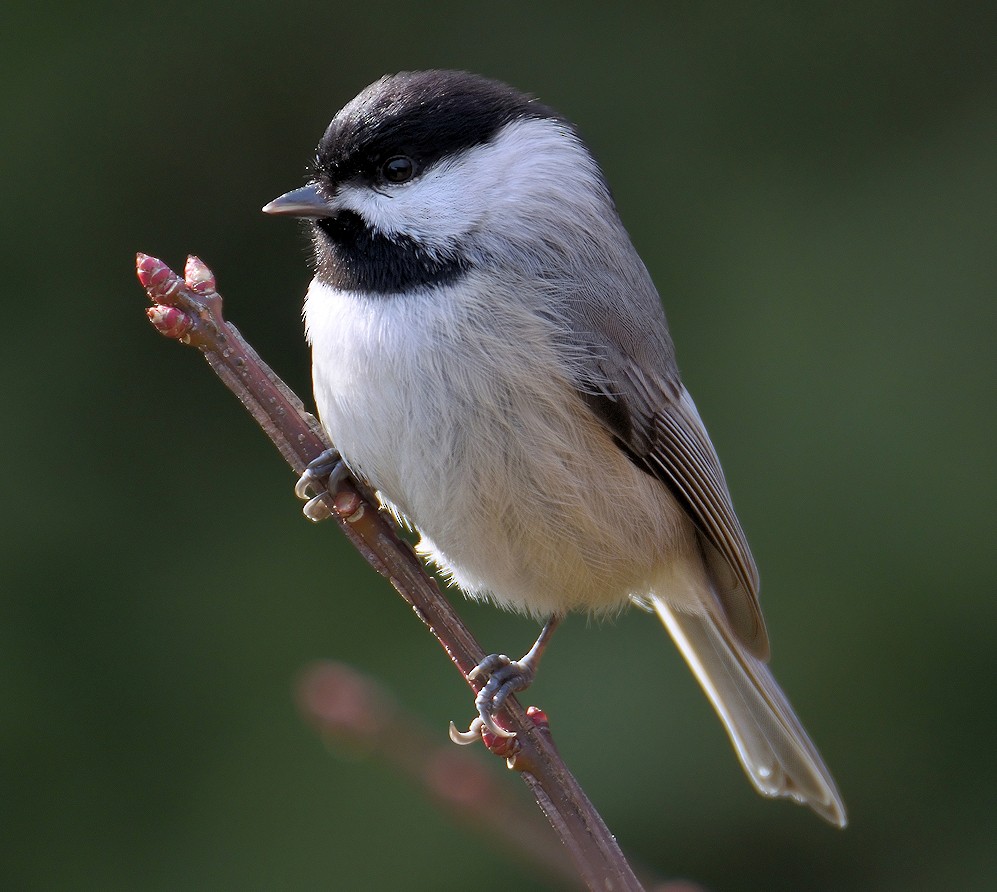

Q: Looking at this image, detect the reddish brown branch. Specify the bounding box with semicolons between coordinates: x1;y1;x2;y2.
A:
137;253;649;891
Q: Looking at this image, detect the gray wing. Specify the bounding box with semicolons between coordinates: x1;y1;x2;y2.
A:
566;275;769;659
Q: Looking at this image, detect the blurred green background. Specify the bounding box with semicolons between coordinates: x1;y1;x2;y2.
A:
2;2;994;889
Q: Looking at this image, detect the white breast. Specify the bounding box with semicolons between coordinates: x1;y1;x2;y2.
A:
304;276;703;618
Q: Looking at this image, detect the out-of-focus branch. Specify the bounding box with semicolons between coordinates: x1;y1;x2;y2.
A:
297;661;704;892
297;661;583;889
136;253;650;892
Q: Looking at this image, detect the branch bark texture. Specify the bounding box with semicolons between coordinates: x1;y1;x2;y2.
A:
137;253;647;892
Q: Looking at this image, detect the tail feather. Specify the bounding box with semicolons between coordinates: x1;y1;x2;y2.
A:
652;597;847;827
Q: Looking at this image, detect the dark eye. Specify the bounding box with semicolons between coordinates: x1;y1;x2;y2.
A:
381;155;416;183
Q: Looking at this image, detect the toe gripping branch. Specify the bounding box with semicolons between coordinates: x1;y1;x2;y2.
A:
450;615;562;757
295;447;351;521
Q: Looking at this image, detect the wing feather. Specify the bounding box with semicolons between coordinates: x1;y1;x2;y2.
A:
580;353;769;658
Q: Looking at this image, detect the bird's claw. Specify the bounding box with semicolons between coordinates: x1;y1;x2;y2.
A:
468;653;537;738
467;652;511;683
295;447;349;521
448;717;486;745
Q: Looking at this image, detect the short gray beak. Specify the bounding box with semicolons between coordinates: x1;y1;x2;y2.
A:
262;184;332;217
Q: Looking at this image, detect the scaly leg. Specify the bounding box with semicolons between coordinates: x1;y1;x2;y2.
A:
461;614;563;739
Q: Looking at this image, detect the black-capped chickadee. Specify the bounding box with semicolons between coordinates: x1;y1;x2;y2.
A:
264;70;846;826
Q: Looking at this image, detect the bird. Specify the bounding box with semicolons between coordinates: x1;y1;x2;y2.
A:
263;69;846;827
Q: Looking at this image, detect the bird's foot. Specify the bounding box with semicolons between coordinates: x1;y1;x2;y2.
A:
449;652;539;745
450;616;562;745
294;447;349;521
469;653;537;738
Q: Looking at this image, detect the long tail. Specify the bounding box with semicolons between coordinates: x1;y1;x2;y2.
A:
652;597;847;827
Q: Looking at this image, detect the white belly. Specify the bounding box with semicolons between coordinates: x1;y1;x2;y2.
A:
304;277;706;617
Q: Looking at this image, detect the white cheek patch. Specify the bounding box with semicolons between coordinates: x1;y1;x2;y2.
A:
336;162;479;253
332;117;604;254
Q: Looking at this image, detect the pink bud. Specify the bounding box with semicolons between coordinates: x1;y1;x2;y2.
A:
146;304;193;339
184;255;216;293
296;661;390;737
481;726;520;758
136;253;182;305
332;490;364;522
526;706;550;732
